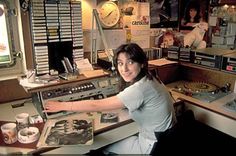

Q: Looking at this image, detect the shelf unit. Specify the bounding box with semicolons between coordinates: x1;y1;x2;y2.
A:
29;0;83;75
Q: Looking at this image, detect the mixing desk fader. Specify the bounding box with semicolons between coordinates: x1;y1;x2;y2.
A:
32;76;119;119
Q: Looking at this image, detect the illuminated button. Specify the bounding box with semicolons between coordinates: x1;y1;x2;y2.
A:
226;65;233;71
47;92;52;97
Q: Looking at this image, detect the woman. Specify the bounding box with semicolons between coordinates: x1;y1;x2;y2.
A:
44;43;176;154
182;1;202;27
159;30;182;48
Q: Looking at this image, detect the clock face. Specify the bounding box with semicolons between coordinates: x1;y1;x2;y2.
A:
97;1;120;28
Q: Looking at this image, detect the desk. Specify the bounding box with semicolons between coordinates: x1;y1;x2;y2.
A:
2;69;138;154
36;122;138;155
166;81;236;138
20;69;111;93
19;69;120;119
0;101;139;154
148;58;180;84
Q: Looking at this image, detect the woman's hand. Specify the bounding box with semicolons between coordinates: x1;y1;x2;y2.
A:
43;101;69;113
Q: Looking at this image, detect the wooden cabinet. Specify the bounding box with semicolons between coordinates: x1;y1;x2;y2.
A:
218;0;236;5
211;0;236;5
149;63;180;84
179;62;236;91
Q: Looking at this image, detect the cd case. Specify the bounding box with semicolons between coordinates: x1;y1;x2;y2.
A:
37;117;93;148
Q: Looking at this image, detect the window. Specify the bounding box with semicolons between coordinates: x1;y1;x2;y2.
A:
0;0;26;80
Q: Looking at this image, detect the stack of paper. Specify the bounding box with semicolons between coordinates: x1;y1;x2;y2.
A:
75;58;94;73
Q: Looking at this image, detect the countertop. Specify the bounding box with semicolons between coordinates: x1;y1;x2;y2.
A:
0;100;137;154
166;81;236;121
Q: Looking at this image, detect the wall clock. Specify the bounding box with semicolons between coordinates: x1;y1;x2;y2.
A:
97;1;120;28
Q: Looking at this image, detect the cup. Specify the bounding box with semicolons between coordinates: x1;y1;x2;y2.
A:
1;123;18;144
26;69;35;83
15;113;29;130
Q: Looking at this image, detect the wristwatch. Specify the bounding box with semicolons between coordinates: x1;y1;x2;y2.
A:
97;1;120;28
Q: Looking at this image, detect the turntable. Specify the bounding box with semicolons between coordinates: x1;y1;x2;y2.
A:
172;81;231;103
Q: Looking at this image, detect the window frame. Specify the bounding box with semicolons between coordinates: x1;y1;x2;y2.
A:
0;0;26;80
0;1;14;67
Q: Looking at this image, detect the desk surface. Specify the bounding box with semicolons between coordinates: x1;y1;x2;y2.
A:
166;81;236;121
0;101;138;155
40;122;138;155
20;69;110;93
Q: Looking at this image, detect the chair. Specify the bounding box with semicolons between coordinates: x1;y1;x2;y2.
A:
150;110;236;155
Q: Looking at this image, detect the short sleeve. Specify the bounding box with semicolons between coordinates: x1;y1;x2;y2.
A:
117;85;144;112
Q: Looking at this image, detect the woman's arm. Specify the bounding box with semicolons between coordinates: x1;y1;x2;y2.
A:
44;95;124;113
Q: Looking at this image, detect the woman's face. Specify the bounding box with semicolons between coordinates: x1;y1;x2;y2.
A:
163;34;174;47
189;8;197;18
117;52;142;83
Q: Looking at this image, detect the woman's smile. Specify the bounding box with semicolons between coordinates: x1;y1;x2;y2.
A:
117;52;141;83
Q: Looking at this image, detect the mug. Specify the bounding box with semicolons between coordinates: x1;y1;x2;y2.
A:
26;69;35;83
1;123;18;144
15;113;29;130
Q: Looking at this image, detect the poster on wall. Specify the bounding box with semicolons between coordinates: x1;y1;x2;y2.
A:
121;1;138;29
180;0;209;30
150;0;179;28
129;2;150;49
130;29;150;49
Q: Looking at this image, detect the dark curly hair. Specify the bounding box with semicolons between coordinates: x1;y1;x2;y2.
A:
183;0;201;25
114;43;154;89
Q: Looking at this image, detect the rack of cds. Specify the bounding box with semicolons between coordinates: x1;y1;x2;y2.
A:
30;0;84;75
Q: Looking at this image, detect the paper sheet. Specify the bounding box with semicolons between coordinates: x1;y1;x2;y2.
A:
19;78;45;88
148;58;178;66
81;69;109;78
75;58;94;73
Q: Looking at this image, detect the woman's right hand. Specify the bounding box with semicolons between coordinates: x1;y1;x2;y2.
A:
43;100;68;113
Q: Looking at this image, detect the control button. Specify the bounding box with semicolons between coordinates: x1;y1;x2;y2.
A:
47;92;52;97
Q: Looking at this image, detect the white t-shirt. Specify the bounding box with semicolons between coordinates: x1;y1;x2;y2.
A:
117;76;176;141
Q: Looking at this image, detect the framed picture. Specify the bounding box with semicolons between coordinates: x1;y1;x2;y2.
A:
150;0;179;28
180;0;209;30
